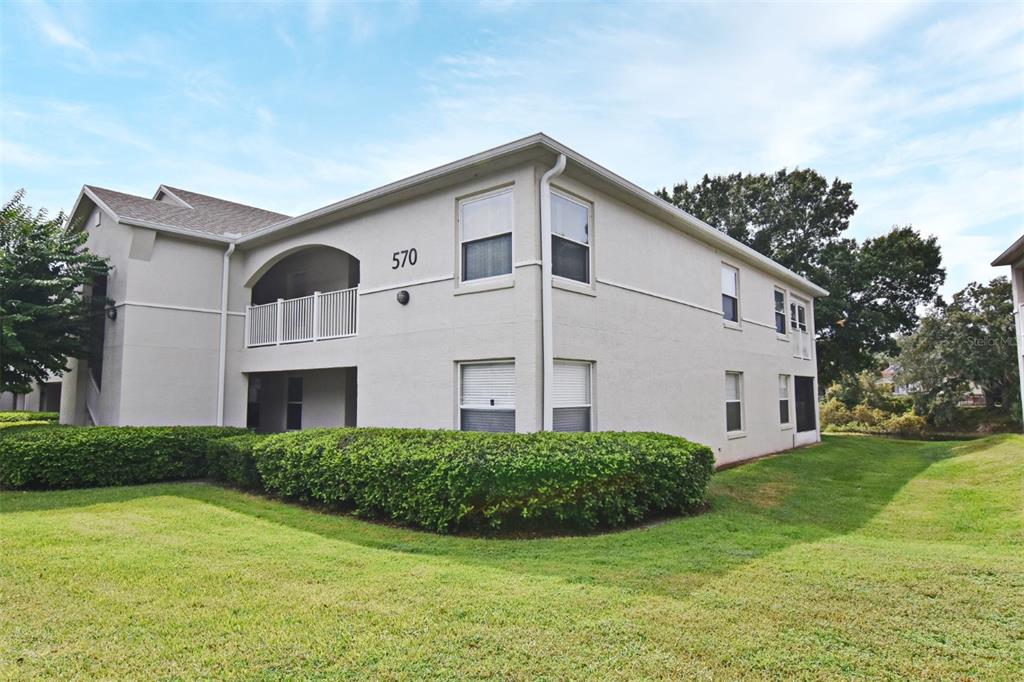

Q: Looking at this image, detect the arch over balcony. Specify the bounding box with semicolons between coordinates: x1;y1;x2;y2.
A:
245;245;361;347
247;244;360;304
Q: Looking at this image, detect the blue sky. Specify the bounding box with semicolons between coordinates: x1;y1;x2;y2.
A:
1;1;1021;296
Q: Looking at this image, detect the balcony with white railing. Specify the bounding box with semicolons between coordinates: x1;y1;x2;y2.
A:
245;287;358;347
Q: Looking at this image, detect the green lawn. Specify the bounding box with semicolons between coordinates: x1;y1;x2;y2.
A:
2;435;1022;680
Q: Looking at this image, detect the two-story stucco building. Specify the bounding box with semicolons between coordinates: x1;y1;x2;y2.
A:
56;134;826;465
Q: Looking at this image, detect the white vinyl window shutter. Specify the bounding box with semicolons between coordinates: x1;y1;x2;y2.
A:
461;362;515;408
553;360;592;432
460;362;516;432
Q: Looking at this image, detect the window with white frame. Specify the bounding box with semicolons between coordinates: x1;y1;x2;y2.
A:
774;288;787;334
553;360;592;431
460;189;513;282
459;361;515;432
551;192;590;283
721;264;739;322
725;371;743;432
779;374;790;425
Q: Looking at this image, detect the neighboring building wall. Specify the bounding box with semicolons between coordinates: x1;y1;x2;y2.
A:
1012;263;1024;425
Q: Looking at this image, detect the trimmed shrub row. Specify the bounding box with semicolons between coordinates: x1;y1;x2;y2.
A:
0;426;245;489
0;411;58;423
0;425;715;534
252;428;715;533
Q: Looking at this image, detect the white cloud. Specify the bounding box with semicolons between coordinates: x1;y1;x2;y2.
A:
23;0;91;53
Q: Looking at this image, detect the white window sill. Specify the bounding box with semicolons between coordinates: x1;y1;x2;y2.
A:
553;278;596;297
455;277;514;296
781;424;793;431
726;430;746;440
723;320;742;331
776;334;790;342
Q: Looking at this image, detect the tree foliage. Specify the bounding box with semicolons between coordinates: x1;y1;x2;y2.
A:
658;170;945;385
0;190;109;394
897;277;1020;425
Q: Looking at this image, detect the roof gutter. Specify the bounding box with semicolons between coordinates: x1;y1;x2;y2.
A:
539;153;567;431
216;241;237;426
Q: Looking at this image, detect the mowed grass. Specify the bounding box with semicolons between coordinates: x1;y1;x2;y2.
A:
1;435;1022;680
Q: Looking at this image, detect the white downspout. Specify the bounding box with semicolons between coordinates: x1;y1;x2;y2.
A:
539;153;567;431
216;242;236;426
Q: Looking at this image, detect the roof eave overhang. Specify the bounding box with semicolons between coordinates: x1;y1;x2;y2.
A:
991;234;1024;267
75;186;234;245
236;133;828;298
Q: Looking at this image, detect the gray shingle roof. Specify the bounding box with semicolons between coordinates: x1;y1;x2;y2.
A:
85;185;289;236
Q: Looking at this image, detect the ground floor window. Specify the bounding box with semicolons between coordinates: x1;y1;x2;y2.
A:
779;374;790;425
459;361;515;432
553;360;592;431
286;377;303;430
725;371;743;433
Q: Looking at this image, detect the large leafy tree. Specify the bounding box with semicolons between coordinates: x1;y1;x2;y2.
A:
657;171;944;385
0;190;109;394
898;277;1020;424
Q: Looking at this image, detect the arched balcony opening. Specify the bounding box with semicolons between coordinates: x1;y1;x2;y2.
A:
245;246;360;347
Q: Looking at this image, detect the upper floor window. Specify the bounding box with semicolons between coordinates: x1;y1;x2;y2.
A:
721;264;739;322
460;189;513;282
774;288;787;334
551;192;590;284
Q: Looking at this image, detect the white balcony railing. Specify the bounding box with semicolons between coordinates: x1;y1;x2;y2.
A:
245;287;357;347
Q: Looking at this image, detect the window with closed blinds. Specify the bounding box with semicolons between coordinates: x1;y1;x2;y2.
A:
459;362;515;432
553;360;592;431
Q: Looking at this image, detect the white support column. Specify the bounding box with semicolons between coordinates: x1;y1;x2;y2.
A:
312;291;321;341
275;298;284;345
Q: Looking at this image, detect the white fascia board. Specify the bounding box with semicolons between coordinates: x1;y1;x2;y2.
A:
78;186;231;244
538;136;829;298
991;233;1024;267
236;133;550;245
65;188;93;229
117;217;234;243
152;185;194;209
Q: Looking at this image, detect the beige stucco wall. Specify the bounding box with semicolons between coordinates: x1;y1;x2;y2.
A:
548;172;820;465
226;163;544;432
65;206;227;426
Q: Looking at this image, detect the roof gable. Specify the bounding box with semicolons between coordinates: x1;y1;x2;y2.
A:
81;185;290;238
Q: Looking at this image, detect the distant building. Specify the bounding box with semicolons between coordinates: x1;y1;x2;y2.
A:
991;234;1024;424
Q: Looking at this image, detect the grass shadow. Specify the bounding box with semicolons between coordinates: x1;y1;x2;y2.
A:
0;435;970;601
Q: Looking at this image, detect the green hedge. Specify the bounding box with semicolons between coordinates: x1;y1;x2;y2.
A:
254;428;715;533
0;411;58;423
0;426;245;489
206;433;267;490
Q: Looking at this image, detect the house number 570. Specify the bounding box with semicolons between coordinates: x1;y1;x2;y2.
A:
392;248;418;269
